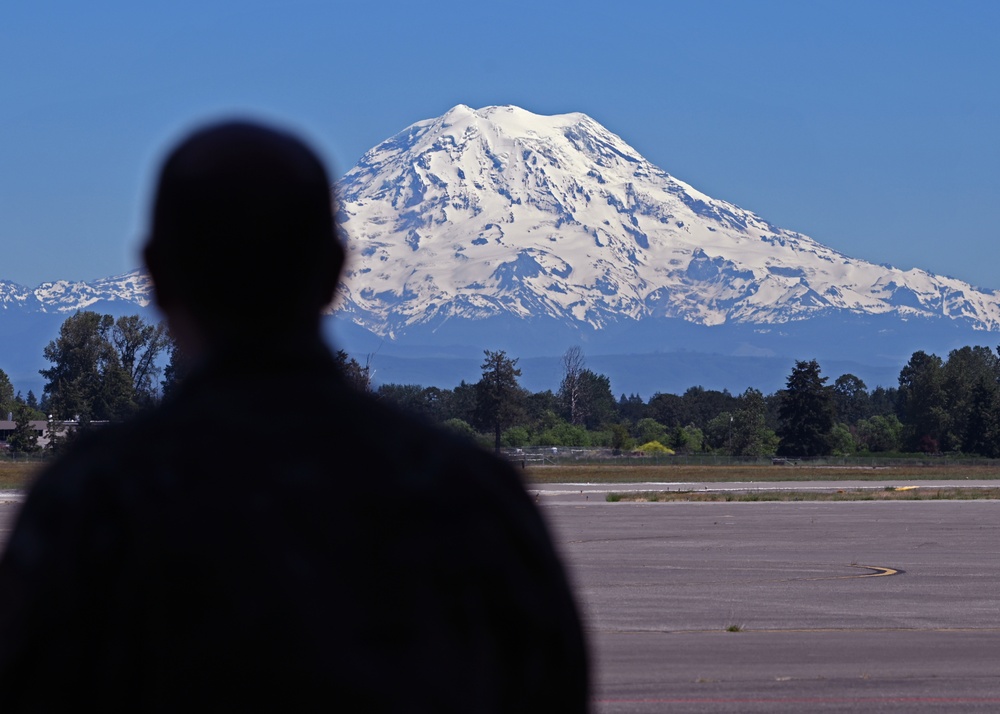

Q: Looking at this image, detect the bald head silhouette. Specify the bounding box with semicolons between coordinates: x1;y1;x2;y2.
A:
145;121;344;346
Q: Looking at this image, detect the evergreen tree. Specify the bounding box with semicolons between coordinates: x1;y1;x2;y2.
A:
7;403;40;455
897;351;947;452
476;350;524;455
0;369;13;419
963;379;1000;457
333;350;372;392
647;392;684;429
616;393;648;424
940;346;1000;453
445;381;479;426
40;312;118;421
576;370;616;430
41;312;168;422
777;359;834;457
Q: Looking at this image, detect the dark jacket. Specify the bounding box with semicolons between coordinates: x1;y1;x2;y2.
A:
0;341;588;711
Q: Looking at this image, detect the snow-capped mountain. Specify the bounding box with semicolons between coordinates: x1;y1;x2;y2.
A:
4;104;1000;397
0;271;152;313
334;104;1000;337
8;104;1000;337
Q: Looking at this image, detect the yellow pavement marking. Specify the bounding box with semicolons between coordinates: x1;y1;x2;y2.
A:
849;564;899;577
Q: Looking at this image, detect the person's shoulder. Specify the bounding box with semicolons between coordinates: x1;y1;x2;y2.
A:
336;388;525;485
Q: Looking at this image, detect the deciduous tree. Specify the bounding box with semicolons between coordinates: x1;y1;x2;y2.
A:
558;346;586;425
111;315;169;406
41;312;167;422
731;387;773;458
832;374;870;425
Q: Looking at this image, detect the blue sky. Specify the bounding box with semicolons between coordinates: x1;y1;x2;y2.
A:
3;0;998;289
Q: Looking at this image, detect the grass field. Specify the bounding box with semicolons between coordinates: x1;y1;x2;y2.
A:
5;459;1000;492
606;486;1000;502
0;461;43;491
521;462;1000;484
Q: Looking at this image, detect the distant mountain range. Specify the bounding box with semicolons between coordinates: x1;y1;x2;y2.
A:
4;105;998;397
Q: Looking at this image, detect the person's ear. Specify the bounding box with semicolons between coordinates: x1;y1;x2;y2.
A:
143;241;175;311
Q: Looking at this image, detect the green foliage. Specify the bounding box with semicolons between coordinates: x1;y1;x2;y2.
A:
334;349;372;392
634;418;668;445
637;440;674;454
941;346;1000;454
647;392;684;428
777;360;835;457
536;422;590;447
832;374;870;424
679;386;737;430
34;332;1000;461
377;383;449;422
501;425;531;447
856;415;903;453
898;350;947;452
730;388;771;458
441;418;479;443
608;423;633;453
447;381;479;425
671;424;704;453
111;315;170;406
7;403;41;455
0;369;14;418
704;411;732;452
617;393;648;423
829;423;857;456
39;312;170;422
476;350;524;454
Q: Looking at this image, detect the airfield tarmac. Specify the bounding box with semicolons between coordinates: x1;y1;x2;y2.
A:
0;488;997;711
537;490;1000;713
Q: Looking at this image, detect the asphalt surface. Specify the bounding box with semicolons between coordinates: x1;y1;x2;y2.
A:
0;489;997;711
537;493;1000;713
533;480;1000;503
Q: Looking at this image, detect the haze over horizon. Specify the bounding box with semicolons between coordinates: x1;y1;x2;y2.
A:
3;1;998;293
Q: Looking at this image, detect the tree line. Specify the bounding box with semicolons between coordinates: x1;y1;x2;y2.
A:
372;344;1000;459
4;311;1000;459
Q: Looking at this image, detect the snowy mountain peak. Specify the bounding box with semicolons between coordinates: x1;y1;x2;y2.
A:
5;105;1000;345
334;104;1000;336
0;270;152;314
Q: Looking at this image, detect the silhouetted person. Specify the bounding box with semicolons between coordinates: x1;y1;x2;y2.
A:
0;121;589;711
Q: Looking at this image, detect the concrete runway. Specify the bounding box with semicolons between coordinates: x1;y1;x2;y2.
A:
538;494;1000;712
1;489;997;711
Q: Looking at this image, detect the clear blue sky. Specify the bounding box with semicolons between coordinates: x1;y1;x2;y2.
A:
3;0;998;289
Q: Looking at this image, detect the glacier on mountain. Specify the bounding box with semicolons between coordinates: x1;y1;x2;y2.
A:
4;103;999;344
334;104;1000;337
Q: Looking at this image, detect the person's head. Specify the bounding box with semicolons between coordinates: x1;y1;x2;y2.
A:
144;120;344;354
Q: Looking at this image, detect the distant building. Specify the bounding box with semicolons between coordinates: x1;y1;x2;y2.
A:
0;419;48;451
0;419;99;452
